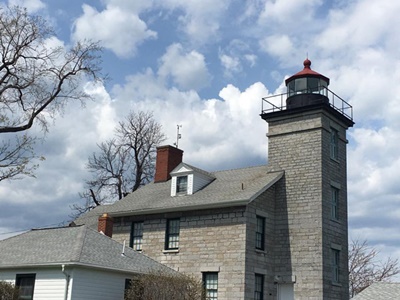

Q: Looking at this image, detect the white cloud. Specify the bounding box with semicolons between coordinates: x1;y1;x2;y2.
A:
259;34;293;60
160;0;229;44
316;0;400;54
8;0;45;13
72;4;157;58
219;39;258;77
258;0;322;26
219;54;241;77
157;43;210;90
111;68;269;170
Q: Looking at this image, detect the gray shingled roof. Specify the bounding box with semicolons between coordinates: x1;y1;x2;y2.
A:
352;283;400;300
75;165;283;228
0;225;174;275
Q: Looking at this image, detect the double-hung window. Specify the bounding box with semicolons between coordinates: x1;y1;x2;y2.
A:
256;216;265;250
165;218;180;250
330;128;339;160
203;272;218;300
331;187;339;220
16;274;35;300
176;176;188;194
130;222;143;251
332;248;340;283
255;274;264;300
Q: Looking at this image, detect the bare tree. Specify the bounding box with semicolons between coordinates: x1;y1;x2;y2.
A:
349;238;400;297
0;281;19;299
72;111;165;217
0;6;102;181
124;271;204;300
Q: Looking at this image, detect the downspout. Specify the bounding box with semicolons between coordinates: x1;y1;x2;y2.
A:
62;265;70;300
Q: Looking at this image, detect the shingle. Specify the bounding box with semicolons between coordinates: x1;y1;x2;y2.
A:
74;165;283;228
0;226;174;275
352;282;400;300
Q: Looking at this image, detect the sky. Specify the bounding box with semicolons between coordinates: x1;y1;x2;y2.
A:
0;0;399;268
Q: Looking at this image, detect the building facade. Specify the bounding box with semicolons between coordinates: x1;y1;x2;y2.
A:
76;59;354;299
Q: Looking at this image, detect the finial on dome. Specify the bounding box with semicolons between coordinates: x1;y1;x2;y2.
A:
303;58;311;69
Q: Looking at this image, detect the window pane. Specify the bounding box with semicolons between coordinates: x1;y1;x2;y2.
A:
166;219;180;250
16;274;35;300
256;216;265;250
330;128;338;159
130;222;143;251
204;273;218;300
331;187;339;220
332;249;340;283
177;176;188;193
295;78;307;92
255;274;264;300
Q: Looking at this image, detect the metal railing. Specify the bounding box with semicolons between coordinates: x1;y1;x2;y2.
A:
261;87;353;121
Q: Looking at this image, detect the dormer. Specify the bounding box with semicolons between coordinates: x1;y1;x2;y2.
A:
170;163;215;196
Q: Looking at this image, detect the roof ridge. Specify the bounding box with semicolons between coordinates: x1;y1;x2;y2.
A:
211;164;267;174
73;225;88;262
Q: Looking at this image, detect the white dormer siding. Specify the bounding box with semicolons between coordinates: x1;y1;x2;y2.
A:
170;163;215;196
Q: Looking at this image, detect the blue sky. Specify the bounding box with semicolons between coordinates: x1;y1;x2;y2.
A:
1;0;400;267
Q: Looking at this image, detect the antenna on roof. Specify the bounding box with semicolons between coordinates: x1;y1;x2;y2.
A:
173;125;182;148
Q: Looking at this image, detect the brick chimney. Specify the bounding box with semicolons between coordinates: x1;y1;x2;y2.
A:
154;145;183;183
98;213;113;238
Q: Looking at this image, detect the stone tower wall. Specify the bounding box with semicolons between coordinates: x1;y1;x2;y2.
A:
266;108;350;299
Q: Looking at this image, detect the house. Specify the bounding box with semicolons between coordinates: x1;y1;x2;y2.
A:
75;59;354;299
352;282;400;299
0;225;174;300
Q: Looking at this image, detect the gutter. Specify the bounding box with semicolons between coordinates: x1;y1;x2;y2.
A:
62;264;70;300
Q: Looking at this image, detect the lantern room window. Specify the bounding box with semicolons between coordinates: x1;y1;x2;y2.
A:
288;77;328;97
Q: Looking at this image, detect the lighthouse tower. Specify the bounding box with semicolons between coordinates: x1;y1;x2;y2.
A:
261;59;354;299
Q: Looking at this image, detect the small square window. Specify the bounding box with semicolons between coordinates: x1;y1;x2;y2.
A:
255;274;264;300
130;222;143;251
203;272;218;300
176;176;188;194
331;187;339;220
16;274;35;300
256;216;265;250
165;218;180;250
330;128;339;160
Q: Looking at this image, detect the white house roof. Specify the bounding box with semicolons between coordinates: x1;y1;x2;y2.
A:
0;225;174;275
352;282;400;300
75;165;283;227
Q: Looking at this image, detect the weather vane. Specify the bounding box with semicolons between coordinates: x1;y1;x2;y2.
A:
173;125;182;148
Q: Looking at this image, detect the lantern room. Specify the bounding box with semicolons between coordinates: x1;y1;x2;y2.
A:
285;59;330;109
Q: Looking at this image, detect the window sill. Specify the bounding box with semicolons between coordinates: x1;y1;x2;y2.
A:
163;249;179;254
330;157;339;163
332;281;342;287
330;218;341;224
255;249;266;255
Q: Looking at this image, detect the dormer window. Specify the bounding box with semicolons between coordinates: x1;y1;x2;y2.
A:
176;176;188;194
170;163;215;197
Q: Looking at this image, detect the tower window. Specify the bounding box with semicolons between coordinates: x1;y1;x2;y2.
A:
332;248;340;283
203;272;218;300
331;187;339;220
255;216;265;250
165;218;180;250
330;128;339;160
176;176;188;194
130;222;143;251
255;274;264;300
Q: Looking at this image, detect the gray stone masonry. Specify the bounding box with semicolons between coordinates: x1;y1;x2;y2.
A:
113;206;249;300
266;108;351;299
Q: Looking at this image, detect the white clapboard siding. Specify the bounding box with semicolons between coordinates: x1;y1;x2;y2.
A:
0;267;66;300
69;267;128;300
